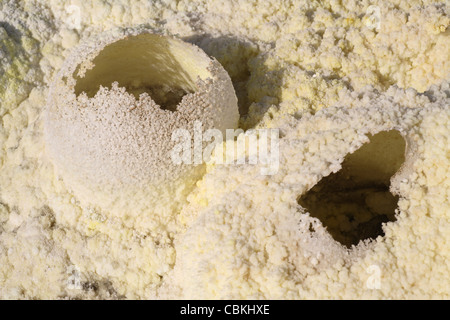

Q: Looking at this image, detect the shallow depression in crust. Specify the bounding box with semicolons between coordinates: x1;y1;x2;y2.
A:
298;130;406;248
73;33;212;111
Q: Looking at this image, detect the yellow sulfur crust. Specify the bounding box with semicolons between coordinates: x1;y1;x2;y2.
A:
0;0;448;299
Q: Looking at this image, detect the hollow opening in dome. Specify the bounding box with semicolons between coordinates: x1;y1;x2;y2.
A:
298;130;406;248
73;33;213;111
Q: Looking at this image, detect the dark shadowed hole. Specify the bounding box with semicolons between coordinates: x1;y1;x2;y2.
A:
298;130;406;248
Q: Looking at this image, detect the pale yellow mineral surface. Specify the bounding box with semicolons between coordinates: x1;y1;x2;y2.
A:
0;0;448;299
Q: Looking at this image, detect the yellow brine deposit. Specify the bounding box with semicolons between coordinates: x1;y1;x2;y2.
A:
0;0;449;299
